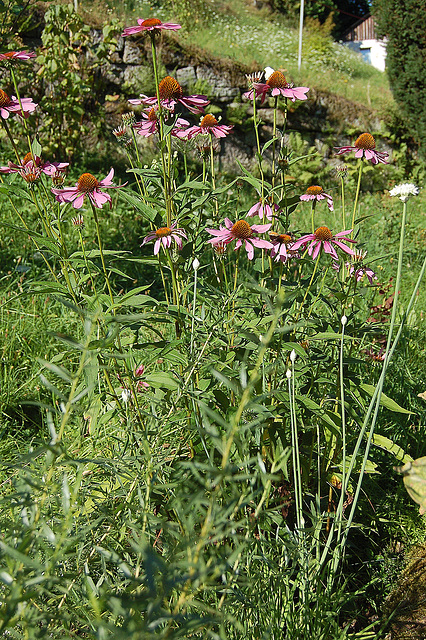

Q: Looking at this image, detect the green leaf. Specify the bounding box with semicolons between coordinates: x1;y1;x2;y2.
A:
360;384;413;414
397;457;426;514
144;372;179;390
372;434;413;463
310;332;355;341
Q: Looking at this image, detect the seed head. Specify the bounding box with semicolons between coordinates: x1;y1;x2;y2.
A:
77;173;99;193
231;220;252;239
159;76;183;101
314;226;333;241
354;133;375;150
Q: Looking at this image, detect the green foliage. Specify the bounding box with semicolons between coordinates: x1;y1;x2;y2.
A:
35;3;119;160
374;0;426;158
0;7;425;638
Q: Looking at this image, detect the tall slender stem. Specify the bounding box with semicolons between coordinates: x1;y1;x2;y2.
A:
351;161;363;238
91;202;114;310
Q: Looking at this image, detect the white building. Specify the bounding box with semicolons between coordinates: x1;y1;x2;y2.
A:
342;15;387;72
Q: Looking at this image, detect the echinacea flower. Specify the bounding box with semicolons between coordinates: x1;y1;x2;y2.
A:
269;232;298;262
51;169;123;209
0;50;36;61
183;113;233;139
134;107;190;138
142;222;187;255
292;227;356;261
129;76;210;115
206;218;273;260
244;69;309;104
0;153;69;176
347;250;377;284
300;185;334;211
0;89;37;119
247;197;279;221
389;182;419;202
122;17;181;37
334;133;389;165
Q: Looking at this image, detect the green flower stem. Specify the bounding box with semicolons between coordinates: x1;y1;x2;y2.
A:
1;117;21;162
158;253;170;305
341;176;346;229
5;193;60;285
294;255;320;327
190;263;198;356
90;202;115;310
351;160;363;238
150;33;171;226
209;133;218;220
272;96;278;189
164;247;179;308
311;199;317;234
252;92;264;198
78;226;99;298
10;66;34;158
288;360;304;533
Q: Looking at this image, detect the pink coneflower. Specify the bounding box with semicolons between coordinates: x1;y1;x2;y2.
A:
269;232;298;262
244;69;309;104
334;133;389;165
0;50;36;61
247;197;279;221
347;250;377;284
206;218;273;261
292;226;356;261
141;222;187;255
0;153;69;176
122;17;181;37
129;76;210;115
134;107;190;138
51;169;123;209
0;89;37;119
300;185;334;211
184;113;233;139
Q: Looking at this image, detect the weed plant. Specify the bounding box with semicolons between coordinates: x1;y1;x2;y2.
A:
0;14;425;640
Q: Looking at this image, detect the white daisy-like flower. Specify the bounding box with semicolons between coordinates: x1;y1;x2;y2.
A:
389;183;419;202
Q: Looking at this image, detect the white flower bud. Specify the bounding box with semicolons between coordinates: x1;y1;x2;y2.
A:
341;315;347;326
192;257;200;271
286;369;292;379
290;349;297;363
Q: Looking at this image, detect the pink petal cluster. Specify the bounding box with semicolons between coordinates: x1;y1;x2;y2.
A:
269;233;299;263
243;69;309;104
206;218;273;261
135;364;149;391
122;18;181;37
334;133;389;165
347;251;377;284
292;227;356;261
0;50;36;61
247;199;279;221
142;223;187;255
181;114;233;139
300;186;334;211
0;90;37;119
51;169;123;209
130;76;209;115
0;153;68;176
134;107;190;138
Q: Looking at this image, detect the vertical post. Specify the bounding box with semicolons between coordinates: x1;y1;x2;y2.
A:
298;0;304;71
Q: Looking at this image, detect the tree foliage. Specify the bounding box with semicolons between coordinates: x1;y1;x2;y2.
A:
373;0;426;157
